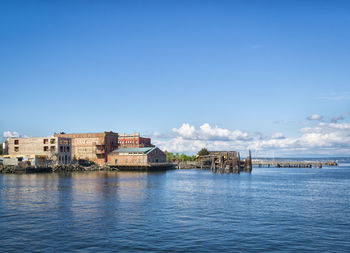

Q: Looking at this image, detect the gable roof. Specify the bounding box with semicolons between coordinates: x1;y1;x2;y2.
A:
111;147;156;154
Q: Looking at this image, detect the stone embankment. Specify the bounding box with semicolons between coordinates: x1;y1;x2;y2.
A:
0;164;115;174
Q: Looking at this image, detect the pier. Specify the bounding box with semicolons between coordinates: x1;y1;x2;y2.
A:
253;159;338;168
196;150;252;173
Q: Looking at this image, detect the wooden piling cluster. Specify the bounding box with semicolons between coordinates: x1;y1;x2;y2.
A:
196;150;252;174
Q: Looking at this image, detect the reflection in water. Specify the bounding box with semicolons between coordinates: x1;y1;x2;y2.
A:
0;168;350;252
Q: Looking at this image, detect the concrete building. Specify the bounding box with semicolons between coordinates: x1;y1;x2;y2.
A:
118;132;152;148
107;147;166;167
54;131;118;165
6;136;71;165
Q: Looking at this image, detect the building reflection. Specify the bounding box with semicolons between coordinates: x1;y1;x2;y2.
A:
0;171;168;227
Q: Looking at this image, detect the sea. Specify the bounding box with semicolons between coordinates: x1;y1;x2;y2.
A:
0;162;350;252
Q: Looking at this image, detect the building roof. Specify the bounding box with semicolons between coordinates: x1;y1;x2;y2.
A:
54;131;118;137
111;147;156;154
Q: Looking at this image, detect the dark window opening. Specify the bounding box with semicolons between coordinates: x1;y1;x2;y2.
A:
14;147;19;152
14;140;19;145
44;146;49;151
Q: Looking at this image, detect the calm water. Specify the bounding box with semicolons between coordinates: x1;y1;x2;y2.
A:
1;166;350;252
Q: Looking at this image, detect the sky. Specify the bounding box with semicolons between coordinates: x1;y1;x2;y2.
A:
1;0;350;157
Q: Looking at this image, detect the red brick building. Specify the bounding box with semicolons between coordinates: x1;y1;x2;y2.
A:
54;131;118;165
118;133;152;148
107;147;166;166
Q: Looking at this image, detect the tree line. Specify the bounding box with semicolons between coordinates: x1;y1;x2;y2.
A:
164;148;209;162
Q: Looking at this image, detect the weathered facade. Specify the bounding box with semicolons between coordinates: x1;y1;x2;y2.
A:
6;136;71;165
107;147;166;166
118;133;152;148
54;132;118;165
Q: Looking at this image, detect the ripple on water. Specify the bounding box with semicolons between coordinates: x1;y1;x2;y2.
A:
0;168;350;252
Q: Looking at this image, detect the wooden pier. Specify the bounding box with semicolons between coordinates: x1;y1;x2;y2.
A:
252;159;338;168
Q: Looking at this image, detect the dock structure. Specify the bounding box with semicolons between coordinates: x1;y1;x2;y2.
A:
253;159;338;168
196;150;252;174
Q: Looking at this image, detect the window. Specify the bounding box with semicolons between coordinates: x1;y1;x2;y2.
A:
50;146;55;152
43;139;48;144
67;146;70;152
50;139;55;144
44;146;49;151
14;139;19;145
14;147;19;152
60;146;63;152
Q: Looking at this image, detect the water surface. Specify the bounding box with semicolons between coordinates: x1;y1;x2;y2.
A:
0;166;349;252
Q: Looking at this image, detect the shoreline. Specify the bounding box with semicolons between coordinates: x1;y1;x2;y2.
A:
0;163;177;174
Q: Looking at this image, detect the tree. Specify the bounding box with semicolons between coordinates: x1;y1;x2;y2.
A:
197;148;209;156
0;142;3;155
47;150;58;166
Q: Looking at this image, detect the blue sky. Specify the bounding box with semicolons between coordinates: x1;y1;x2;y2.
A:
1;0;350;156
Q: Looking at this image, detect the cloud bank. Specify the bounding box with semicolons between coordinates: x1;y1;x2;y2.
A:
153;122;350;156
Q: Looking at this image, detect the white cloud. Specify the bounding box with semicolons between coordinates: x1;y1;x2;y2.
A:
172;123;251;141
307;114;323;121
2;131;29;141
153;122;350;156
172;123;196;139
271;132;285;139
3;131;20;138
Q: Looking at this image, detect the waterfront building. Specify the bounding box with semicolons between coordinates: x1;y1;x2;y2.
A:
118;132;152;148
54;132;118;165
107;147;166;167
6;136;71;165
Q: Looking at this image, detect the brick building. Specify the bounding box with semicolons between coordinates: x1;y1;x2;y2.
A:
54;131;118;165
118;132;152;148
107;147;166;167
6;136;71;165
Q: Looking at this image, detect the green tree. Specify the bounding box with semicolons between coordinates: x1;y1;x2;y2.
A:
197;148;209;156
0;142;3;155
164;151;196;162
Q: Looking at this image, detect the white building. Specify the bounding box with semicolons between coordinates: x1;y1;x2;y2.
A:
6;136;72;165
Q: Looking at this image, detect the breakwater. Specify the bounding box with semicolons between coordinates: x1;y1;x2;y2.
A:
0;164;112;174
253;159;338;168
0;163;175;174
